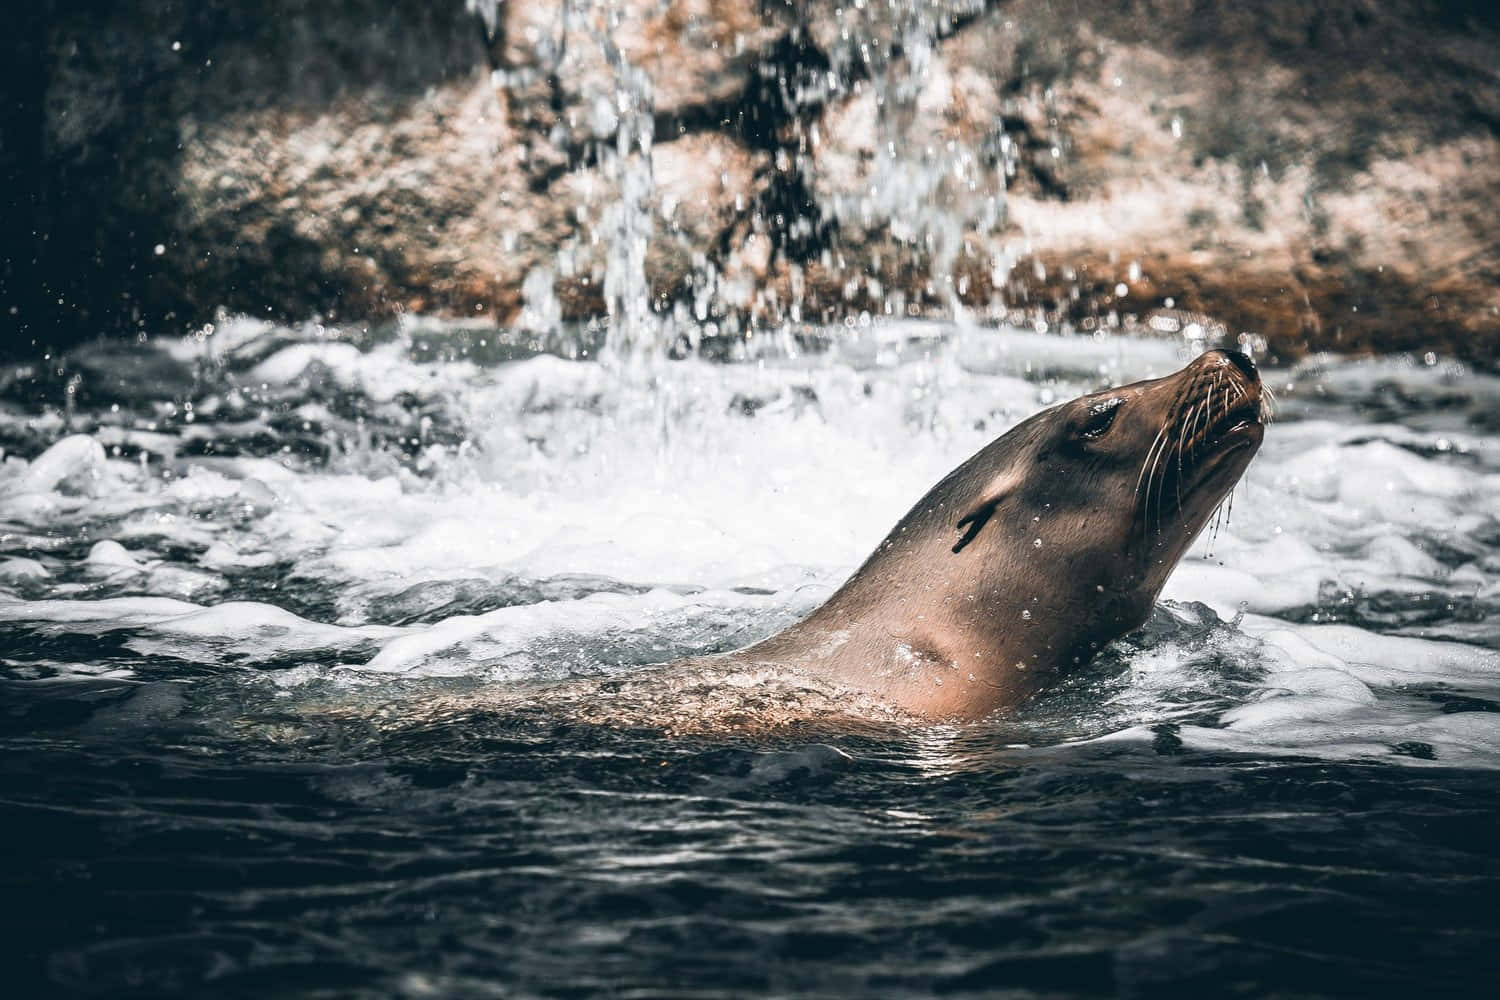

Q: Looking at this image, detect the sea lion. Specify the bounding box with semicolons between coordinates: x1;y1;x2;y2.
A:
716;348;1268;720
260;349;1266;737
270;350;1266;734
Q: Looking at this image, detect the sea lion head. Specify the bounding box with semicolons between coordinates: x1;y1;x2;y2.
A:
792;348;1267;717
960;347;1266;631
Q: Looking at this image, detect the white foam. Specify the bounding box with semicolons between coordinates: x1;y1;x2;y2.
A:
0;557;50;582
1241;615;1500;687
1124;616;1500;766
199;541;277;570
86;540;147;572
250;339;481;405
0;596;205;624
143;565;226;601
5;434;110;497
0;595;404;675
3;327;1497;766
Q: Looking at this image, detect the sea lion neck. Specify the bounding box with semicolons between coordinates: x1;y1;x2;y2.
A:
747;583;1060;720
744;511;1050;719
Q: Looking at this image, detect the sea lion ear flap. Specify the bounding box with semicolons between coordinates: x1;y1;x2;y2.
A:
952;469;1021;554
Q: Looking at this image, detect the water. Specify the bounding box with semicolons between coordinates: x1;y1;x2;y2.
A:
3;321;1499;996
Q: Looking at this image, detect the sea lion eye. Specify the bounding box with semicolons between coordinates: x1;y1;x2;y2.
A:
1078;397;1123;440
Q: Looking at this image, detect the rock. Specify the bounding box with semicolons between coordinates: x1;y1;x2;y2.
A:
3;0;1497;366
652;133;768;261
497;0;790;154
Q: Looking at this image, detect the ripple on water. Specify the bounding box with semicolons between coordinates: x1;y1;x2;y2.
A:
2;323;1500;996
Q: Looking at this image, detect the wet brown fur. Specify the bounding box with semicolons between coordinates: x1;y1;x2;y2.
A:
719;350;1267;720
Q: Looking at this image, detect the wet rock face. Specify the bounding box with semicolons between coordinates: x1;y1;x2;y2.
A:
3;0;1498;365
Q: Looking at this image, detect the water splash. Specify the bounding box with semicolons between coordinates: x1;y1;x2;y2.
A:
478;1;1011;361
588;1;658;364
817;0;1004;321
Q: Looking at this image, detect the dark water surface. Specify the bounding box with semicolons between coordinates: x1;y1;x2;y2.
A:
5;702;1499;998
3;326;1499;996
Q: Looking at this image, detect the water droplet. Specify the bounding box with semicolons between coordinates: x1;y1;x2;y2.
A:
1032;538;1042;548
1021;610;1032;620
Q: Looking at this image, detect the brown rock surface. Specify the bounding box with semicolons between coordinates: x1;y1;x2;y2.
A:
2;0;1497;366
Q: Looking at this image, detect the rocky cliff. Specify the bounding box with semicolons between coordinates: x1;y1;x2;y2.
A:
4;0;1498;366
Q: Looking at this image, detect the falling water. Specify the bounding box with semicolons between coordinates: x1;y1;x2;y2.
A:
817;0;1004;320
587;1;658;363
484;0;1010;361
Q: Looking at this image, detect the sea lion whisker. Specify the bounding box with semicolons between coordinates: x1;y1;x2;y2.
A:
1154;377;1193;495
1176;395;1207;481
1214;375;1230;453
1174;382;1207;494
1174;398;1203;510
1138;425;1173;541
1137;437;1161;542
1135;424;1170;502
1189;394;1211;461
1149;420;1176;537
1206;476;1233;553
1156;381;1197;530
